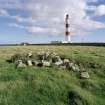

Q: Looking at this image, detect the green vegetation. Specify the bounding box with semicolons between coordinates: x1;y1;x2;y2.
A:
0;45;105;105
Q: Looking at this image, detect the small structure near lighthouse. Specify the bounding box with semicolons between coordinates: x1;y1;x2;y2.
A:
64;14;71;43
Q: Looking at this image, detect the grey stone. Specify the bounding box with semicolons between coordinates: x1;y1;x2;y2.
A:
27;60;33;66
80;72;90;79
28;52;32;57
74;65;80;72
63;59;70;69
51;55;60;63
64;59;70;67
17;60;26;68
55;60;63;66
43;61;51;67
64;59;70;64
69;62;74;67
59;65;66;70
71;64;80;72
66;62;73;69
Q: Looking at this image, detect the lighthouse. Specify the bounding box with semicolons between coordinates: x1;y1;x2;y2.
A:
65;14;71;43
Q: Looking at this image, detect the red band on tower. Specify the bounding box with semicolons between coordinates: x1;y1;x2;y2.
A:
65;14;70;42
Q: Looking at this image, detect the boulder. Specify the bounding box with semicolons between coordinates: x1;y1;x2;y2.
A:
17;60;26;68
43;61;51;67
64;59;70;66
55;60;63;66
80;72;90;79
51;56;60;63
71;64;80;72
28;52;32;57
63;59;70;69
69;62;74;67
27;60;33;66
56;56;61;60
59;65;66;70
64;59;70;63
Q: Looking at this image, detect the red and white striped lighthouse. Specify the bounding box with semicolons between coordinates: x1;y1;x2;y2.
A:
65;14;71;43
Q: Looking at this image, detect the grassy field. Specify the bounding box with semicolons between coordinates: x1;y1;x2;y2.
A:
0;45;105;105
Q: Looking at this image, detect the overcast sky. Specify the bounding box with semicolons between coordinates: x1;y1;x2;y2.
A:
0;0;105;44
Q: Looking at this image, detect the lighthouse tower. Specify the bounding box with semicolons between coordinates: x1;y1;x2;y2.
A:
65;14;71;43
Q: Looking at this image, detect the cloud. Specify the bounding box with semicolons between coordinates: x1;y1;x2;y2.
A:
78;17;105;30
95;5;105;16
0;0;105;36
27;26;50;33
87;0;98;3
0;9;9;16
0;0;22;9
11;16;36;23
27;26;60;35
86;6;97;11
8;23;25;29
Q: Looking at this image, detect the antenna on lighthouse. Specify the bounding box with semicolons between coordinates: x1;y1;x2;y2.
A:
65;14;71;43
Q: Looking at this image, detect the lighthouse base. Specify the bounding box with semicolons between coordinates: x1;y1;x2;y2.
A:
63;35;71;43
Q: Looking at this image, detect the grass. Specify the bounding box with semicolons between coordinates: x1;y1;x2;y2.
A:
0;45;105;105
